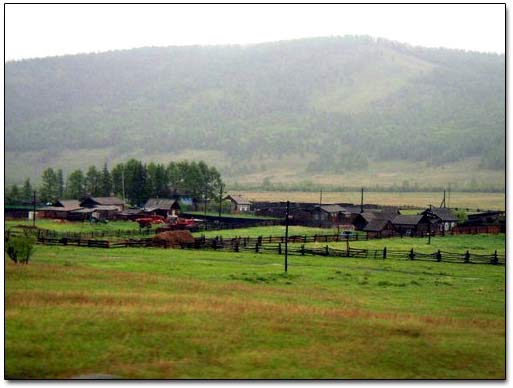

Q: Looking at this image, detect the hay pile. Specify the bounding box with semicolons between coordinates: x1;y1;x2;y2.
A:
152;230;195;248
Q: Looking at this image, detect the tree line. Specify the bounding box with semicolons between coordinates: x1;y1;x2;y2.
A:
5;159;223;208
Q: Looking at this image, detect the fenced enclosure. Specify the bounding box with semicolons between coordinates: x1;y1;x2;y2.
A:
8;227;504;265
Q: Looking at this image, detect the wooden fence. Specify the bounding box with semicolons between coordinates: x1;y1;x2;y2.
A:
6;229;505;265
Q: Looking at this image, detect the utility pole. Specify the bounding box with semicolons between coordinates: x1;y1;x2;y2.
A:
204;186;208;231
218;184;223;218
440;190;446;208
360;187;364;213
319;188;323;207
285;200;290;273
448;184;451;208
32;191;37;227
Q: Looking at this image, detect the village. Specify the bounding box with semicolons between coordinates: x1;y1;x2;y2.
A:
6;191;505;240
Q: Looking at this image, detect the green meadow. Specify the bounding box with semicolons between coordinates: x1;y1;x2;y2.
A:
5;236;505;379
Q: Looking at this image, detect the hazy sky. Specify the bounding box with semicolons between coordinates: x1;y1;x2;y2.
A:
5;3;505;61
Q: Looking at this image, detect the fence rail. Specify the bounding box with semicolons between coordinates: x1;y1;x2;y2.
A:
5;229;504;265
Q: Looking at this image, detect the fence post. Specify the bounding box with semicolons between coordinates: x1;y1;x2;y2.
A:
383;247;387;259
436;250;442;262
234;241;239;252
464;250;470;263
325;245;329;256
409;248;415;260
255;242;260;253
278;243;282;255
304;235;307;243
301;244;305;256
314;234;317;242
491;250;498;265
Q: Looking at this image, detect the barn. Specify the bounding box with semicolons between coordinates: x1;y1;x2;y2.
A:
143;198;181;218
39;199;82;219
224;195;251;214
391;214;432;236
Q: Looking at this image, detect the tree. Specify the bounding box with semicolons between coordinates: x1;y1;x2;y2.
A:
123;159;147;206
5;233;35;264
85;166;101;196
56;169;64;199
66;170;86;199
99;163;113;197
147;162;169;198
22;178;33;203
39;168;58;203
6;184;20;205
111;163;125;199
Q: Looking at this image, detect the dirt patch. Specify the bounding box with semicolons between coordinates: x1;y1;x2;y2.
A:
152;230;195;248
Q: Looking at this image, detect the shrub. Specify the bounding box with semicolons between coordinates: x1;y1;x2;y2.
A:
5;234;35;264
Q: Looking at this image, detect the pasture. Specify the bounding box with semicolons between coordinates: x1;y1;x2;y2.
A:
236;191;505;210
5;237;505;379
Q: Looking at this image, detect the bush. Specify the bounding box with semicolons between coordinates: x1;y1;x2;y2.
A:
5;234;35;264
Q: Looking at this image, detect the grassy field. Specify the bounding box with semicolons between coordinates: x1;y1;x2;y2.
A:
235;191;505;210
5;239;505;379
194;225;336;239
305;234;505;256
5;219;141;233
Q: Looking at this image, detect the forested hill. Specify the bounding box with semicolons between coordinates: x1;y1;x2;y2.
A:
5;36;505;185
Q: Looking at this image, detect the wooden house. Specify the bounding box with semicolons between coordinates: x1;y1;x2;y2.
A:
421;208;458;232
363;219;395;238
80;196;125;211
78;196;126;220
391;214;432;236
39;199;82;219
312;204;345;228
224;195;251;213
352;212;377;231
143;198;181;218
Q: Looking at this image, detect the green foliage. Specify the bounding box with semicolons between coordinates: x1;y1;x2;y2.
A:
6;184;20;205
39;168;59;203
22;178;33;203
65;169;86;199
5;233;35;264
5;36;505;187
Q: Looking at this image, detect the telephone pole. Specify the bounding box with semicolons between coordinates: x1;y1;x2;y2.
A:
218;184;223;217
360;187;364;213
32;191;37;227
285;200;290;273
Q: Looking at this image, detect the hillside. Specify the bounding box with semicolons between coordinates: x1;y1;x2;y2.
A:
5;36;505;189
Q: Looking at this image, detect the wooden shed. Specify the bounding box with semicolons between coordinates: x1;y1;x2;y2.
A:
224;195;251;214
143;198;181;218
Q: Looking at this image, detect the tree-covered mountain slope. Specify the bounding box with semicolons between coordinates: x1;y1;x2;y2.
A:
5;36;505;187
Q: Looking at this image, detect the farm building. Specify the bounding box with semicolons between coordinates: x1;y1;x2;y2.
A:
80;196;125;211
391;214;432;236
39;199;82;219
224;195;251;213
466;211;505;226
143;198;181;218
352;211;378;231
363;219;395;238
312;204;345;228
421;208;458;232
117;208;145;221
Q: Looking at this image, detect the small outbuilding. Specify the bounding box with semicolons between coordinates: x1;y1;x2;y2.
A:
224;195;251;213
391;214;432;236
80;196;125;211
363;219;395;238
143;198;181;218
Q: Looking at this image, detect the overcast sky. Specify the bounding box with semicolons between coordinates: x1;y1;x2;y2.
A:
5;3;505;61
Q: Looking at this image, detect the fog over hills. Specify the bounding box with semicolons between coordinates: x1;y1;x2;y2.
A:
5;36;505;189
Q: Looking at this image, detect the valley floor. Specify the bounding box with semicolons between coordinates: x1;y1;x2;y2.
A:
5;238;505;379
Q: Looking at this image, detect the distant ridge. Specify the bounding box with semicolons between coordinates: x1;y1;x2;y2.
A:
5;35;505;184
